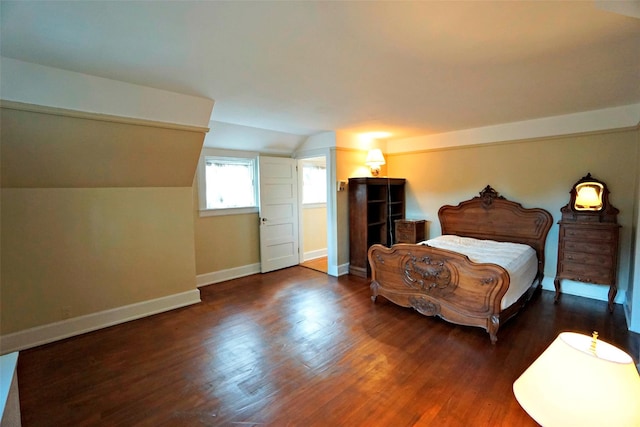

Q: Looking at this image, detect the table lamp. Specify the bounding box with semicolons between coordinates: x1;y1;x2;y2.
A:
513;332;640;426
365;149;385;177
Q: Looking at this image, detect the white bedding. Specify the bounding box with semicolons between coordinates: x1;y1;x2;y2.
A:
421;235;538;310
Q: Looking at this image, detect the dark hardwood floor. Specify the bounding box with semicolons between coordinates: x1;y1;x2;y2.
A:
17;266;639;426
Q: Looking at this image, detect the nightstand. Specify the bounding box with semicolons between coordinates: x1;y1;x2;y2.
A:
394;219;427;244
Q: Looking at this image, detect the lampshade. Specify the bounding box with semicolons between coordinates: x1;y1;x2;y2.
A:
513;332;640;427
365;149;385;166
575;183;603;210
365;149;385;177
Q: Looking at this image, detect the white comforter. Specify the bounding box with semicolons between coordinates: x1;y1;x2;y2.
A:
421;235;538;310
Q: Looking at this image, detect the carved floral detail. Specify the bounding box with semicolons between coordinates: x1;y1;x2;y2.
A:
403;254;455;294
478;185;505;209
409;296;440;316
480;277;496;286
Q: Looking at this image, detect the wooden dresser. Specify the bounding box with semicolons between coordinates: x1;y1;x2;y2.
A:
394;219;426;244
554;174;620;312
348;177;405;277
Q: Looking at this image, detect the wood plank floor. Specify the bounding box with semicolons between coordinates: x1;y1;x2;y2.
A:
17;266;639;426
299;257;328;273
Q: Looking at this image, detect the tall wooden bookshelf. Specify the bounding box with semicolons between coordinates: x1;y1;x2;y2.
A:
348;177;406;277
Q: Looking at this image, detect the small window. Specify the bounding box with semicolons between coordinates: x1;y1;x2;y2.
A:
198;150;258;216
302;163;326;205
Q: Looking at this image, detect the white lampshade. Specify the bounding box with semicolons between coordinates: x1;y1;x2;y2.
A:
575;184;603;210
365;149;385;176
365;148;385;166
513;332;640;427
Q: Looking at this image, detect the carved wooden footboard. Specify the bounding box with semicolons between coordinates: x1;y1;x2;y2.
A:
369;244;509;343
366;186;553;344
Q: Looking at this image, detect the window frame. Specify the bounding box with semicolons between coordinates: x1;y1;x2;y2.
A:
197;148;259;217
301;162;327;206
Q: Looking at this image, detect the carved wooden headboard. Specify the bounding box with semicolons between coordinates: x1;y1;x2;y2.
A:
438;186;553;277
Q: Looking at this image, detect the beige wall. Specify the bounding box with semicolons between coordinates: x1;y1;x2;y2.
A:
1;107;204;188
0;106;204;336
387;129;639;295
1;187;197;334
193;208;260;275
302;205;327;256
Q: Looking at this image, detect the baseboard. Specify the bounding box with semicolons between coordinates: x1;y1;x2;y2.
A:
333;263;350;277
196;263;261;287
0;289;201;355
303;249;327;262
540;276;626;304
623;301;636;332
197;260;347;282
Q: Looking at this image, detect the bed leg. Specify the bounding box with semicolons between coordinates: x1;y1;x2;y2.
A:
489;315;499;345
370;280;379;303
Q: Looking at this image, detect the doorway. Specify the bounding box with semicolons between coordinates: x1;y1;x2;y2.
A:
298;155;328;273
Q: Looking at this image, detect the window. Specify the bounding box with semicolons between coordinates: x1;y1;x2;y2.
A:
198;150;258;216
302;160;326;205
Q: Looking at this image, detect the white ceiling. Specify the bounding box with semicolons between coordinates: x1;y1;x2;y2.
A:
1;1;639;143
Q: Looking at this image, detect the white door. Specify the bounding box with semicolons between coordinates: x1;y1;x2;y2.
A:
258;156;299;273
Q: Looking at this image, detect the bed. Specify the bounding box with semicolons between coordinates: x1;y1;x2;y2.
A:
367;186;553;343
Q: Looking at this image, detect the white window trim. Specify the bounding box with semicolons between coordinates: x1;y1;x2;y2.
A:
197;148;259;217
199;206;258;217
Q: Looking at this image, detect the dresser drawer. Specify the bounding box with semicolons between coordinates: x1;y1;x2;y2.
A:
560;261;614;285
396;229;414;243
563;240;616;256
562;251;613;267
395;221;415;232
562;227;616;242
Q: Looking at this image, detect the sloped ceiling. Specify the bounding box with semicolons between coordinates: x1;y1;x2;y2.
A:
1;1;639;148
